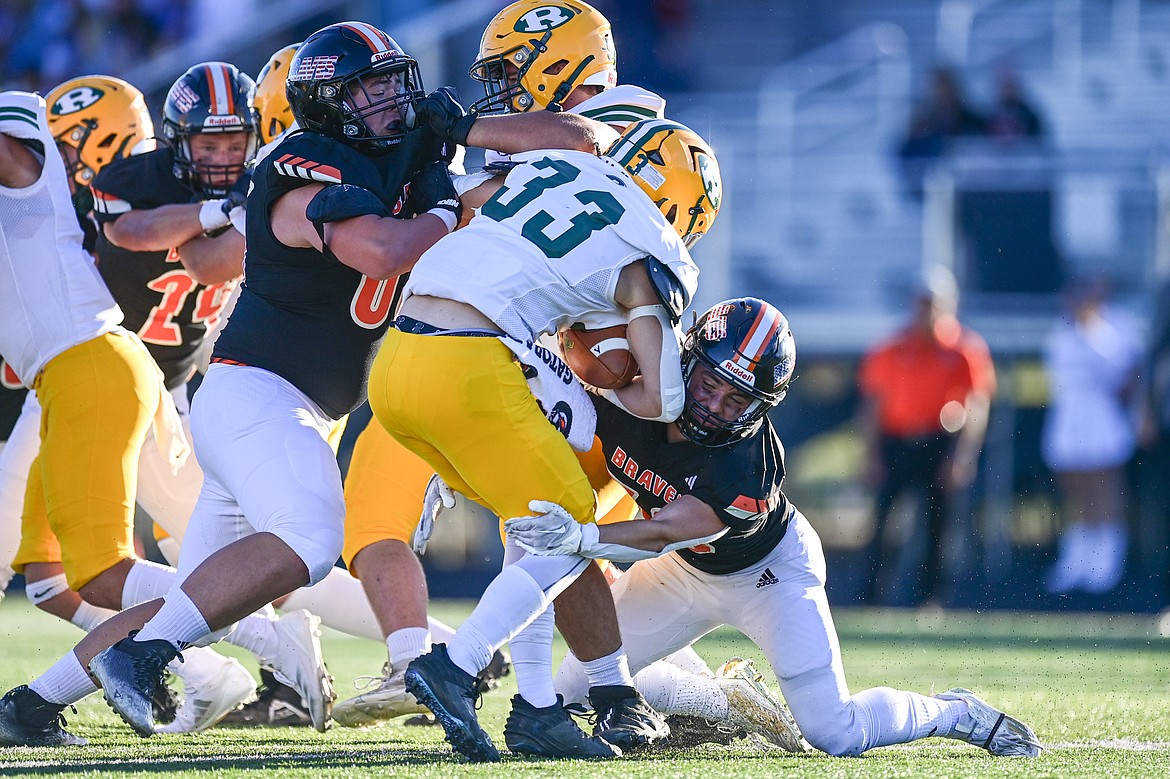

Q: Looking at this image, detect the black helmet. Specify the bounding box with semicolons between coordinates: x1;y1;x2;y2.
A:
161;61;259;197
677;298;796;447
286;21;424;153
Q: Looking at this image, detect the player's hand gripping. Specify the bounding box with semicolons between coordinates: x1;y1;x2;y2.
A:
405;87;477;146
408;161;462;232
414;473;458;554
505;500;585;556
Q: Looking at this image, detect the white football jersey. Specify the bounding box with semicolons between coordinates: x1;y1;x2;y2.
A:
479;84;666;172
0;92;123;386
404;148;697;341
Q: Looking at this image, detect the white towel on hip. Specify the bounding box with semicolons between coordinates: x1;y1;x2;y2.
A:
498;335;596;452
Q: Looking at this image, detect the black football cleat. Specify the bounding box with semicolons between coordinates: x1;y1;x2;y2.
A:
504;694;620;759
587;684;670;751
220;668;312;727
404;644;500;762
89;633;179;737
0;685;87;747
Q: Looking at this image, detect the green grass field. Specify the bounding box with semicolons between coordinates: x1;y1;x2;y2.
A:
2;596;1168;777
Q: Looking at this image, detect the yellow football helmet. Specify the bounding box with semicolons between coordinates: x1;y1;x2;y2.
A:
470;0;617;114
255;42;300;144
606;118;722;249
45;75;153;187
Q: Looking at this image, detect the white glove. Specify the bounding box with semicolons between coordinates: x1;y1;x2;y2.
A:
198;198;232;233
504;500;585;556
414;473;457;554
228;204;246;236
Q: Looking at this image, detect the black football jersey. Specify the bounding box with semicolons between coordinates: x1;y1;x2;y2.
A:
0;357;28;441
592;396;791;575
213;128;448;419
91;148;236;389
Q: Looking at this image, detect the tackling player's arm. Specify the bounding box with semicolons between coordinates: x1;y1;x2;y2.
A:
0;133;42;188
467;111;619;155
172;230;245;285
590;495;726;555
270;182;451;280
597;260;687;422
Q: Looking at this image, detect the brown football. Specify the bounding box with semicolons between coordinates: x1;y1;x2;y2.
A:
558;324;640;389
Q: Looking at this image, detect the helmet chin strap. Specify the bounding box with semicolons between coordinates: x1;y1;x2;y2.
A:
549;55;596;112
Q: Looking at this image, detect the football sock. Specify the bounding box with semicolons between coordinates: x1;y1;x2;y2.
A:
446;565;551;677
121;559;177;610
427;616;456;645
635;661;727;719
387;627;431;670
279;567;381;640
508;608;558;707
29;651;98;705
662;645;714;676
224;605;280;662
71;601;117;632
133;587;211;649
849;687;966;749
581;646;633;688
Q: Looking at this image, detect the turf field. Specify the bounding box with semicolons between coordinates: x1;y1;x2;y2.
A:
1;596;1168;777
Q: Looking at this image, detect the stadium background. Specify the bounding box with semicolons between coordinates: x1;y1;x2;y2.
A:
3;0;1169;613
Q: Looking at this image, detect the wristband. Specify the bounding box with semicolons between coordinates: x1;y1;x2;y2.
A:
228;205;246;236
199;199;231;233
427;206;458;233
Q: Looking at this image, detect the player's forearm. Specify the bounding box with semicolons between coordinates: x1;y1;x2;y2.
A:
466;111;619;155
176;231;244;285
325;213;448;280
104;204;204;252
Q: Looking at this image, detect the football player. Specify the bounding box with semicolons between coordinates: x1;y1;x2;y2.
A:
364;116;720;762
508;298;1044;759
0;81;189;747
0;20;487;745
332;0;672;742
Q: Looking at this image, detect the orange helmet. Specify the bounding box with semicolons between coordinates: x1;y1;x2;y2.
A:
470;0;617;114
45;75;153;186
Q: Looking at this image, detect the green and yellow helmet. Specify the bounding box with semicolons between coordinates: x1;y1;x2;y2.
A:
45;75;154;186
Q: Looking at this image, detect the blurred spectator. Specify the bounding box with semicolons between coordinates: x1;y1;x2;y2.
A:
857;266;996;606
1;0;188;92
1042;279;1142;595
985;65;1045;143
896;66;986;198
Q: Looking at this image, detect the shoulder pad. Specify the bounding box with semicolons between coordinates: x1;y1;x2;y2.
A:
0;91;45;141
306;184;387;227
573;85;667;131
644;256;690;322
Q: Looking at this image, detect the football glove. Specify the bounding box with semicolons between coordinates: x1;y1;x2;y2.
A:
504;500;584;556
408;161;462;231
405;87;477;146
414;473;458;555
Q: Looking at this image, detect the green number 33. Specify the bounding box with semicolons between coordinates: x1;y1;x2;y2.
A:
480;158;626;258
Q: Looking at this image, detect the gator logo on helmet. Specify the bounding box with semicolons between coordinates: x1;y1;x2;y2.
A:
698;153;721;209
51;86;105;116
513;5;576;33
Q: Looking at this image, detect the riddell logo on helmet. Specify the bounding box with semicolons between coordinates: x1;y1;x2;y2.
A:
721;360;755;386
292;56;339;81
371;50;401;63
204;115;242;128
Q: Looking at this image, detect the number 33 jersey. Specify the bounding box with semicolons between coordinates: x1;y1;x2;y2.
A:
91;147;236;389
404;149;698;341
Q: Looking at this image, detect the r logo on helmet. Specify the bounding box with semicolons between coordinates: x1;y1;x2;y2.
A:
514;5;576;33
52;87;104;115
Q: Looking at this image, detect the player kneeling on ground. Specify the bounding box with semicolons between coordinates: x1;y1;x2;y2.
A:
507;297;1043;759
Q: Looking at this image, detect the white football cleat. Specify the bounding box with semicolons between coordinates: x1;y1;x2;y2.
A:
156;653;257;734
333;663;429;728
716;657;811;753
268;610;335;732
935;688;1042;757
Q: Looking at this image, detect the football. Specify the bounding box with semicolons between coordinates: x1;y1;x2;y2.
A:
558;323;640;389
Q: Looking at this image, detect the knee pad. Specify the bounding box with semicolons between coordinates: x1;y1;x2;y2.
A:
267;513;344;586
